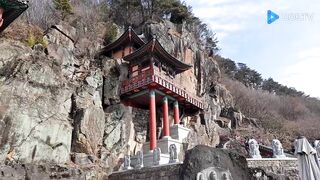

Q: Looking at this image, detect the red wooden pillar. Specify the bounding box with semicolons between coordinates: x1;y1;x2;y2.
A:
162;97;170;137
174;101;180;124
149;90;157;151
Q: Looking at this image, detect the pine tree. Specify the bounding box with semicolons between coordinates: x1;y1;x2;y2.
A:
53;0;73;19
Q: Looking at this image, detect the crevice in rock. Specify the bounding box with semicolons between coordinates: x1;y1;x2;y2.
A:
49;25;75;44
0;116;12;149
69;93;81;153
101;76;106;110
27;81;61;96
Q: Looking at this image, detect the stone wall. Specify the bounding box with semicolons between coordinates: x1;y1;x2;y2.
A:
108;164;181;180
247;158;299;180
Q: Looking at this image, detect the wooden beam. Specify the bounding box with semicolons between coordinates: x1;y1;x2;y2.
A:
128;89;149;99
154;89;176;101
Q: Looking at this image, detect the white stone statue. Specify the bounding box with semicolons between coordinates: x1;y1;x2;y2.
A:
314;140;320;156
196;167;233;180
153;147;161;165
272;139;286;158
136;151;143;168
169;144;178;163
222;173;231;180
196;172;205;180
248;139;262;158
208;171;217;180
123;155;132;170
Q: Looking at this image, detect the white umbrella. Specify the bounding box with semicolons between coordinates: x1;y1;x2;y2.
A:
294;137;320;180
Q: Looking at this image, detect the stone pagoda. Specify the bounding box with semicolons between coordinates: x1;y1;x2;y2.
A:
102;27;204;167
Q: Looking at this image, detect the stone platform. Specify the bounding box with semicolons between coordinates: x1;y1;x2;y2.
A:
122;125;190;169
170;124;190;142
109;164;181;180
143;137;183;155
140;125;190;167
247;158;299;179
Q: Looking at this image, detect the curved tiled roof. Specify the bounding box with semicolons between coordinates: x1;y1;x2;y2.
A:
101;26;145;55
123;38;192;74
0;0;28;33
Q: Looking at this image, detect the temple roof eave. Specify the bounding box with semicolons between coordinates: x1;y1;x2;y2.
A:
101;27;145;55
123;39;192;74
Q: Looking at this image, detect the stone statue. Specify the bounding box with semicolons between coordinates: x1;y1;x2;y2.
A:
136;151;143;168
196;167;233;180
248;139;262;158
196;172;205;180
314;140;320;156
272;139;286;158
222;173;231;180
153;147;161;166
123;155;132;170
208;171;217;180
169;144;178;163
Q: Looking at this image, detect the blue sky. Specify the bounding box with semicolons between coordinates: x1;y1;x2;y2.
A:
185;0;320;97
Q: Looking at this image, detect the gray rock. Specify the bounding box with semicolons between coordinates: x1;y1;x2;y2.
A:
104;104;133;151
102;58;121;106
181;145;253;180
71;153;94;165
0;40;30;71
104;121;122;150
221;107;243;129
71;70;105;155
0;50;73;164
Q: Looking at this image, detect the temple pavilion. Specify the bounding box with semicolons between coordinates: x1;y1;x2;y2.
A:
0;0;28;33
102;27;204;167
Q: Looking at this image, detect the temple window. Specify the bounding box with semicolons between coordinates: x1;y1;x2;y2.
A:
169;69;176;79
141;60;151;72
153;59;162;72
131;65;139;77
161;64;168;73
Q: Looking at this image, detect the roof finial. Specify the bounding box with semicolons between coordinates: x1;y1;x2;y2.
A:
152;34;157;40
151;36;156;52
128;26;132;41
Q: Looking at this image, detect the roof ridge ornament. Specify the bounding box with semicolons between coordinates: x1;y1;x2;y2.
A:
151;35;156;52
128;26;132;42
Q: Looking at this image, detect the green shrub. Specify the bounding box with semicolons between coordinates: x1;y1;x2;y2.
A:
26;32;48;48
104;24;118;45
26;33;36;48
53;0;73;19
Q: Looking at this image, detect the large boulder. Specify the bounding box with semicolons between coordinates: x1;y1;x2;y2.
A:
181;145;253;180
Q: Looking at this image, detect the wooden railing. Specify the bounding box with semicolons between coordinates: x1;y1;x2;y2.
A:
153;68;204;109
121;68;154;93
121;66;204;110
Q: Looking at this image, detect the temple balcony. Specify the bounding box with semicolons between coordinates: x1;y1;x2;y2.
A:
120;65;204;113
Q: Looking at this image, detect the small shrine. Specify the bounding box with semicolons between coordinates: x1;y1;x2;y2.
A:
103;27;204;168
0;0;28;33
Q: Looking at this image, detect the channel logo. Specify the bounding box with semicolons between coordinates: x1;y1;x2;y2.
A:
267;10;280;24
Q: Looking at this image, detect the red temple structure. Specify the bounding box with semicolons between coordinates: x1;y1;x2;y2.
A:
103;27;204;166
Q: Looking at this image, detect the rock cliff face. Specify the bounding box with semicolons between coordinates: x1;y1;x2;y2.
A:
0;39;73;164
0;20;236;178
